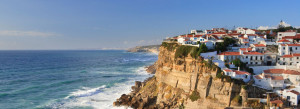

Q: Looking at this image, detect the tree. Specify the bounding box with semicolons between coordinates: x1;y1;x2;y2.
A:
231;58;242;68
199;43;208;54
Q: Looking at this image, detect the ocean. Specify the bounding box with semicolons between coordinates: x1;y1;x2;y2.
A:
0;50;157;109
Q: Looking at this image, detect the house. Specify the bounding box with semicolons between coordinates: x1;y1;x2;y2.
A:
278;53;300;65
282;34;300;43
277;30;297;41
239;35;250;47
217;52;241;62
262;69;300;86
278;44;300;56
269;100;283;108
202;41;215;50
240;50;264;66
191;30;204;35
205;30;214;34
281;90;300;106
253;73;284;90
250;44;267;53
277;39;292;44
236;27;256;34
223;69;251;82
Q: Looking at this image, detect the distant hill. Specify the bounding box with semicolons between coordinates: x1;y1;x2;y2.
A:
127;45;160;54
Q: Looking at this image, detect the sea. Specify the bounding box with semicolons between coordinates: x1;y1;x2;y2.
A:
0;50;157;109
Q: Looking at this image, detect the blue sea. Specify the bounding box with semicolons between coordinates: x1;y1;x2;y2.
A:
0;50;157;109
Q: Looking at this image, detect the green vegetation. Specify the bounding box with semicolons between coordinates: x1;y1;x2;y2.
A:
215;37;236;52
242;85;248;90
230;58;254;74
272;26;299;33
189;90;200;102
161;42;178;51
175;44;208;59
232;95;242;104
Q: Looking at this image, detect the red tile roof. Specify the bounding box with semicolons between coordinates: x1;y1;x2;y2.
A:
264;69;285;74
290;90;300;95
278;39;291;42
212;32;226;34
281;54;293;58
270;100;283;104
281;44;300;46
217;52;240;55
243;52;264;55
223;69;233;72
240;48;252;52
234;70;250;75
263;69;300;75
254;75;262;79
246;34;257;36
265;75;284;80
253;44;266;47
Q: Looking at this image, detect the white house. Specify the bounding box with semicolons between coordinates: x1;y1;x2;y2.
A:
262;69;300;86
253;73;284;90
277;39;292;44
190;30;204;35
277;30;297;41
278;53;300;66
202;41;215;50
240;51;264;66
280;90;300;106
217;52;241;62
204;30;214;34
250;44;267;53
278;44;300;56
236;27;256;34
223;69;251;82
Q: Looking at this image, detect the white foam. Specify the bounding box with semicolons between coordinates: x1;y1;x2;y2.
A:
51;66;153;109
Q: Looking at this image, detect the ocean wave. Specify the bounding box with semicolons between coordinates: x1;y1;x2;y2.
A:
45;66;152;109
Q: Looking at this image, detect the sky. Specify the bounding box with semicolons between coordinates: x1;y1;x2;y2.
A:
0;0;299;50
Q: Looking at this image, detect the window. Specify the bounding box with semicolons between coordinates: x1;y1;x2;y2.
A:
283;47;285;50
296;47;298;50
261;56;263;60
256;56;258;60
259;80;261;82
255;62;258;64
279;34;282;36
283;58;285;61
246;62;248;64
250;62;253;64
246;56;248;58
283;62;285;65
278;58;280;60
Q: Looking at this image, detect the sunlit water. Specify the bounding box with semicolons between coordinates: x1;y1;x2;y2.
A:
0;50;157;109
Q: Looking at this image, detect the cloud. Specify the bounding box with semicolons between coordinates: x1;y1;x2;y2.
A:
0;30;62;37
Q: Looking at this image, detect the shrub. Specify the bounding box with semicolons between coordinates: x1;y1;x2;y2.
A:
232;95;242;104
242;85;248;90
189;90;200;102
161;42;178;51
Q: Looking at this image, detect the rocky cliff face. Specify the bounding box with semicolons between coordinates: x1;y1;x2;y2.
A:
114;44;266;109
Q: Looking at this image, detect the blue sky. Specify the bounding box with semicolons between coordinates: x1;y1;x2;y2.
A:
0;0;299;50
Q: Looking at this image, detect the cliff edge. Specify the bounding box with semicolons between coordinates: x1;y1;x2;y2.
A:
115;42;265;109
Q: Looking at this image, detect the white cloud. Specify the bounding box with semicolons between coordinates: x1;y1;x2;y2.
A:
0;30;62;37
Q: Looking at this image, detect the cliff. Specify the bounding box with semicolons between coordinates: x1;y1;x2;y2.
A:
115;43;266;109
127;45;160;54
